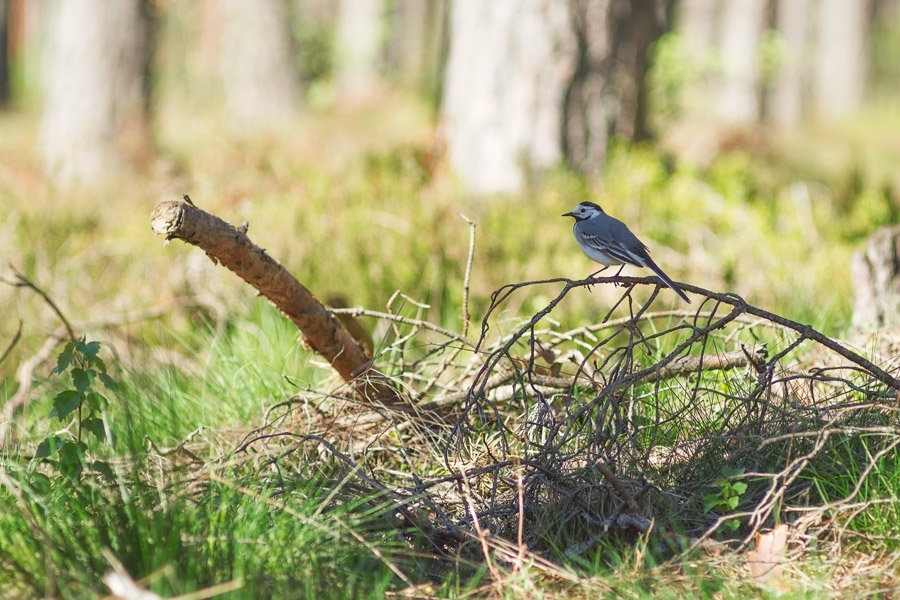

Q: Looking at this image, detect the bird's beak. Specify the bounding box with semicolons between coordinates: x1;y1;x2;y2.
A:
562;211;574;218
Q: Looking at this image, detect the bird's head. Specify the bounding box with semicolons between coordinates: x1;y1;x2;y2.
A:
562;201;605;221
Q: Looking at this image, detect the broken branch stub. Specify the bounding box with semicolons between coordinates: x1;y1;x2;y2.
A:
150;198;402;405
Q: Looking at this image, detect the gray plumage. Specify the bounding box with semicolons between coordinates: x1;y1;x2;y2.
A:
563;201;691;303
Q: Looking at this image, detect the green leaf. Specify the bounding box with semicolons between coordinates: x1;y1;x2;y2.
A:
74;339;101;360
35;435;68;458
726;495;740;510
58;441;86;466
49;390;83;419
703;493;720;513
89;460;115;479
91;354;108;373
52;348;75;374
732;482;748;496
722;466;745;478
71;368;95;393
82;418;106;441
98;372;119;391
84;391;109;412
58;461;84;479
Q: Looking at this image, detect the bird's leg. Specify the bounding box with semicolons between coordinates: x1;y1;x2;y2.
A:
589;265;610;279
586;265;609;292
612;264;626;287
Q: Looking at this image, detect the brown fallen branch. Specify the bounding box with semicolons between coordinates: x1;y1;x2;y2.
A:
150;196;403;406
641;345;768;385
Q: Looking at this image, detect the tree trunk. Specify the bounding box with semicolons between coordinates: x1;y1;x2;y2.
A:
442;0;574;194
294;0;337;25
335;0;385;103
39;0;154;185
220;0;300;128
564;0;672;175
768;0;813;126
713;0;768;124
385;0;429;88
440;0;670;194
812;0;870;117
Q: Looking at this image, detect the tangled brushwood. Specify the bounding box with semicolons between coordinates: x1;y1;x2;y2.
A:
235;275;900;580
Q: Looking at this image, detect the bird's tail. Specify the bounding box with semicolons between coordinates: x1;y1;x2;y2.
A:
643;257;691;303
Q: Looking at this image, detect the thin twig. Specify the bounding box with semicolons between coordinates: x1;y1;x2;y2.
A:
459;213;476;339
0;320;22;366
2;269;76;343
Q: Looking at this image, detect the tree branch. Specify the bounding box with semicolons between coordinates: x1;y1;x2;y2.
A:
150;196;403;406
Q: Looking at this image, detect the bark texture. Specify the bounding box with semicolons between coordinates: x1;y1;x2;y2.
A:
150;198;402;405
39;0;154;184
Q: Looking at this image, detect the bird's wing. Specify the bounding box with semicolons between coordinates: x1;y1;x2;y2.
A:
579;228;650;267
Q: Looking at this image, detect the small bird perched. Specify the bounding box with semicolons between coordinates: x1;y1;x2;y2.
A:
563;201;691;303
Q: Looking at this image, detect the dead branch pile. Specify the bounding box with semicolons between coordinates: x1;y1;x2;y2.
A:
232;275;900;576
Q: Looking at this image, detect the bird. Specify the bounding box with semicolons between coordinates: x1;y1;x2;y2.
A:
562;201;691;303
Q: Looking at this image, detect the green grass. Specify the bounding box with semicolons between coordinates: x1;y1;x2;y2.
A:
0;464;402;598
806;433;900;552
0;331;404;599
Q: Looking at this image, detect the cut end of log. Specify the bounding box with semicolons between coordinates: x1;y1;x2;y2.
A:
150;199;186;237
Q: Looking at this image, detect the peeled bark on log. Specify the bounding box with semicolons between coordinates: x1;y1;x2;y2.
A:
150;197;402;406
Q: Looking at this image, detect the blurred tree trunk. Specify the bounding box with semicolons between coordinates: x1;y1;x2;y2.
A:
441;0;671;194
0;0;9;106
713;0;768;124
294;0;337;24
220;0;300;128
768;0;812;126
384;0;446;99
678;0;874;130
441;0;573;194
385;0;427;85
812;0;870;117
564;0;673;175
335;0;385;103
39;0;154;185
676;0;716;115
